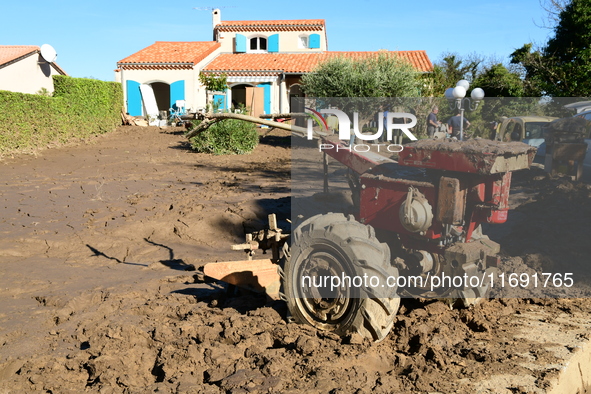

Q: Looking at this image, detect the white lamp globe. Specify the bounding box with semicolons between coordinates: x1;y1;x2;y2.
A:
456;79;470;91
444;87;455;100
452;85;466;99
471;87;485;101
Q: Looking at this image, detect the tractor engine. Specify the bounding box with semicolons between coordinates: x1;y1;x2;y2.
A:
353;139;536;302
209;137;537;342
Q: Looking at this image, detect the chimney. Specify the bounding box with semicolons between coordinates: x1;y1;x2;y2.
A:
212;8;221;41
213;8;221;28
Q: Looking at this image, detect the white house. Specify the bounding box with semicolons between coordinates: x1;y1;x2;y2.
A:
0;45;67;94
116;10;432;117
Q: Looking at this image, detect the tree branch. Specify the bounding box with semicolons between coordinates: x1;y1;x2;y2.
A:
183;112;314;139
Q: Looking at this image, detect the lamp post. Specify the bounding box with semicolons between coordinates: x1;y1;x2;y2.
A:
445;80;485;140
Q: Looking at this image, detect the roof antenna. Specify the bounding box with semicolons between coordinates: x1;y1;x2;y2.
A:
193;6;236;10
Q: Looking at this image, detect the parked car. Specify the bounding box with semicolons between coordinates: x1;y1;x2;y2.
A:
495;116;558;156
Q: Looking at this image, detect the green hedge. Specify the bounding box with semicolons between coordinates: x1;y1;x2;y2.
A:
0;76;123;154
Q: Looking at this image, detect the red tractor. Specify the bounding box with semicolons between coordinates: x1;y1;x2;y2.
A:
279;137;535;341
196;113;536;341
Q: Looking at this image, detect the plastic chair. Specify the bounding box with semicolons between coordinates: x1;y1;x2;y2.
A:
169;100;186;125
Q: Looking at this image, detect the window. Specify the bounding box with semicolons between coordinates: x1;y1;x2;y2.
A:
298;35;309;49
249;37;267;52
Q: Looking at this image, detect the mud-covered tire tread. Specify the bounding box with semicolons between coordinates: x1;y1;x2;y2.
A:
277;242;289;303
281;212;400;342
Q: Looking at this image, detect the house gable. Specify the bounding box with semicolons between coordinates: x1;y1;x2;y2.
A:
0;45;67;94
116;42;221;117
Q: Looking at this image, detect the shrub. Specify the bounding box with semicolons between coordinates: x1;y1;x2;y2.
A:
189;118;258;155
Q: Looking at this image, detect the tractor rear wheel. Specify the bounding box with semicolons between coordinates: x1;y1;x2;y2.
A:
280;213;400;342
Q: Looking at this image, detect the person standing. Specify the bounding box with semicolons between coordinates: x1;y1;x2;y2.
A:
447;111;470;139
427;106;441;138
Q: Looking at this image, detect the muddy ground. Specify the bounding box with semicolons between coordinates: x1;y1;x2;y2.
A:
1;126;591;393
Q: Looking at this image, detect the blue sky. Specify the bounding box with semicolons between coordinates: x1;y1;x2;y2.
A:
3;0;553;82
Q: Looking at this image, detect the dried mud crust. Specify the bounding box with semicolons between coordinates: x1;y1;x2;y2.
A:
0;127;590;393
2;283;591;393
400;138;537;175
406;138;535;155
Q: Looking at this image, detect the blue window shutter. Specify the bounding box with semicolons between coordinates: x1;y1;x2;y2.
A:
126;80;142;116
260;82;272;114
309;34;320;49
235;34;246;53
268;34;279;52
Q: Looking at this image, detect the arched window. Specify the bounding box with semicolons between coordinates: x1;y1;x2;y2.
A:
249;36;267;52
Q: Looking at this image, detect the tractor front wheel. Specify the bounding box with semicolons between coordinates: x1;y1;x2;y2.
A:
280;213;400;342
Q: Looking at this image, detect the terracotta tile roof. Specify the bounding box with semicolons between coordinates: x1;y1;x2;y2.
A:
118;41;221;68
203;51;433;74
0;45;39;67
220;19;325;26
215;19;325;32
204;53;318;74
328;51;433;73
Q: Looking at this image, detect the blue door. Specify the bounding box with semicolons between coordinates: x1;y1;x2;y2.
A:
212;94;226;111
170;80;185;112
126;80;141;116
259;82;272;114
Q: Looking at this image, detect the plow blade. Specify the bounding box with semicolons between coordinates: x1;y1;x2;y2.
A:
203;259;281;299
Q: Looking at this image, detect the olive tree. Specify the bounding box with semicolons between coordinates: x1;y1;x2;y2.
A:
301;53;423;98
301;53;425;134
